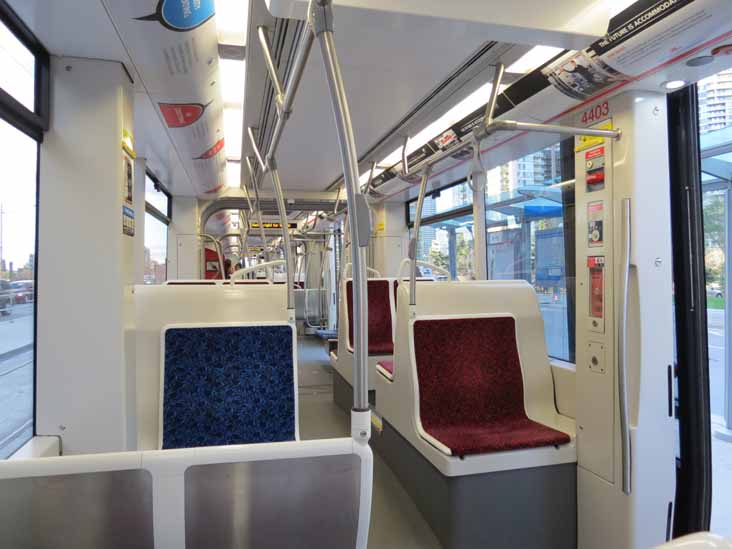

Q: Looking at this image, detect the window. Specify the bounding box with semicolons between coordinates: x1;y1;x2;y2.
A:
485;142;574;362
0;18;33;112
406;142;575;361
0;117;38;458
407;180;476;280
144;172;171;285
407;180;472;225
0;2;49;459
412;213;475;280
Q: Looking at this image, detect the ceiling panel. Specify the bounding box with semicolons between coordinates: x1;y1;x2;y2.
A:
244;0;512;192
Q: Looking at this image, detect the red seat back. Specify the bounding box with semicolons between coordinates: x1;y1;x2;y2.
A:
414;316;525;428
346;280;393;355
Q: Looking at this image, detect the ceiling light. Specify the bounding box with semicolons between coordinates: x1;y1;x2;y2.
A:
663;80;687;90
214;0;249;47
224;106;243;159
505;46;564;74
219;58;246;106
226;160;241;188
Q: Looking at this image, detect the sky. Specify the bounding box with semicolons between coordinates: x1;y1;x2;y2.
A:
0;21;36;271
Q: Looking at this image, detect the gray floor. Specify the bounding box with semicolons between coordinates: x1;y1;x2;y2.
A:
297;336;442;549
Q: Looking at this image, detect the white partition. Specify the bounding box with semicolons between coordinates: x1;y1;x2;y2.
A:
0;438;372;549
134;285;289;450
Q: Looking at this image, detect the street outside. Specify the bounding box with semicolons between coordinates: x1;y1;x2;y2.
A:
0;303;34;458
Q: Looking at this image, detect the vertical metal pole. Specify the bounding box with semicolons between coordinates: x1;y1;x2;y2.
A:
723;187;732;433
410;170;430;305
315;9;370;412
472;161;488;280
267;162;295;310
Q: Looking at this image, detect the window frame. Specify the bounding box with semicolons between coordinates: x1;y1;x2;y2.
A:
405;177;472;227
144;170;172;224
0;0;50;142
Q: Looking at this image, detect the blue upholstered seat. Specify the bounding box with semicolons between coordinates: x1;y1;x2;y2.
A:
162;324;296;449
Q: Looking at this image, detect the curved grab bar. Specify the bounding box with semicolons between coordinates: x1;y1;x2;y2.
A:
618;198;632;495
397;258;451;281
229;260;285;286
343;262;380;280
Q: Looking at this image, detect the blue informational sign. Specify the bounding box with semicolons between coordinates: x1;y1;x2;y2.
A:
136;0;215;32
535;227;565;285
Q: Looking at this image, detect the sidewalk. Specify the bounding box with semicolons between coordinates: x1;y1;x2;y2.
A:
0;313;33;358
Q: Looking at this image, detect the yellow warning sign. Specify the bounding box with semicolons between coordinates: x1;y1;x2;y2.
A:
575;121;613;153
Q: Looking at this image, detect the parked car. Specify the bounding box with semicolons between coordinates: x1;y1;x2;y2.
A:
0;280;13;315
10;280;34;304
707;283;724;299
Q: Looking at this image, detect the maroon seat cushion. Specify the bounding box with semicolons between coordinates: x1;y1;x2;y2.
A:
413;316;570;457
377;360;394;376
346;280;394;356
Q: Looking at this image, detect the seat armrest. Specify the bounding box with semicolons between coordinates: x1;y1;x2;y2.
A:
550;360;576;419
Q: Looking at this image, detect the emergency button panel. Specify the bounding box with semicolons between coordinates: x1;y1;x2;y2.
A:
585;146;606;192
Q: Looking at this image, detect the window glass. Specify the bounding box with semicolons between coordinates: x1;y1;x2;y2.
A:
0;117;37;458
408;180;472;224
698;68;732;538
485;143;574;362
145;174;169;217
144;212;168;284
0;19;34;112
413;213;475;280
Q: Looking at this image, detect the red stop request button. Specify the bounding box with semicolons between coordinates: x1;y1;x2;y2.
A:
587;170;605;186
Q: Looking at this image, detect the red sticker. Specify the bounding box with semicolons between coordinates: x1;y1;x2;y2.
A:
195;138;225;160
586;146;605;160
159;102;209;128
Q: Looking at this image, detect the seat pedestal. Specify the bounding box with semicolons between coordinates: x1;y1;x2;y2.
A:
333;369;375;412
370;418;577;549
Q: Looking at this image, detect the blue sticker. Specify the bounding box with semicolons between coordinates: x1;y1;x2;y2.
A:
136;0;215;32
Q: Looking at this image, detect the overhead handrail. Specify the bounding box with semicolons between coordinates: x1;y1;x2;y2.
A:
397;258;451;281
409;62;622;307
199;233;225;280
229;259;285;286
401;135;410;177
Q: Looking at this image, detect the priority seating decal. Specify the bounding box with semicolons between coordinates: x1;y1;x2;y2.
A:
159;101;211;128
136;0;215;32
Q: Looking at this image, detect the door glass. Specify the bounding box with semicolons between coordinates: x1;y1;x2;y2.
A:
699;68;732;536
0;118;37;458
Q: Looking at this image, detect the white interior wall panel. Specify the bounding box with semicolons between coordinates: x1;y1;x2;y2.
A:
37;57;136;454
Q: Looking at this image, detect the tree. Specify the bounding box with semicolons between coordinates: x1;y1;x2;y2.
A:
703;193;725;286
428;249;449;270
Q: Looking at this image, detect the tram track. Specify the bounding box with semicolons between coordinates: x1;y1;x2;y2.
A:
0;359;32;379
